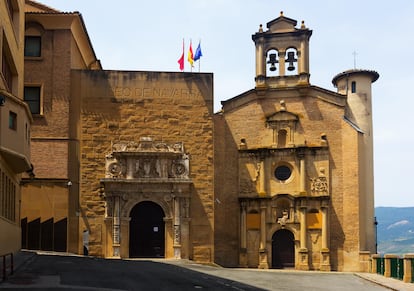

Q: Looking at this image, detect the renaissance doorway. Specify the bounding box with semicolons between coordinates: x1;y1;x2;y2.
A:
129;201;165;258
272;229;295;268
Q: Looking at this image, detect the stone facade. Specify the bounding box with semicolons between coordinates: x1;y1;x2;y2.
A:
73;70;214;261
20;3;378;272
214;13;378;271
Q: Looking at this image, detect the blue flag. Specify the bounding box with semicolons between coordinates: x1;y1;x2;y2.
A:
194;42;202;61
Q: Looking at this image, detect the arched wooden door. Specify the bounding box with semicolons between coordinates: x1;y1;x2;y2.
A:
272;229;295;268
129;201;165;258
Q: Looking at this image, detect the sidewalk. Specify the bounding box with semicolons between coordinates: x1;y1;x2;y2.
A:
356;273;414;291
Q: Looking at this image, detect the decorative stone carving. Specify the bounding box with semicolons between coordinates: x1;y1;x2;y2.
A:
277;210;289;226
310;167;329;195
105;137;190;179
174;225;181;245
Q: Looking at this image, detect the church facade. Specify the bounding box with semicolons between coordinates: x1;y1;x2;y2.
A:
21;2;377;272
214;13;378;271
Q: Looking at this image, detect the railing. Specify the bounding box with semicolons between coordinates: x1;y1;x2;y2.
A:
372;254;414;283
1;252;13;281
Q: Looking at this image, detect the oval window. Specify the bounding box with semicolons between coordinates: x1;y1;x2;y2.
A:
274;165;291;181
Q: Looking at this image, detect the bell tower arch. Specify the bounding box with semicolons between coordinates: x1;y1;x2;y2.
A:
252;11;312;89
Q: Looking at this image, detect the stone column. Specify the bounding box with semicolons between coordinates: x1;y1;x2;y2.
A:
371;254;380;274
120;217;131;258
259;159;266;196
173;196;181;258
320;206;331;271
126;158;134;179
279;51;286;76
299;157;306;195
180;197;190;259
403;254;414;283
299;42;305;74
384;254;398;278
300;206;307;250
321;207;328;250
257;40;264;77
258;202;269;268
239;201;247;267
298;205;309;270
112;195;121;258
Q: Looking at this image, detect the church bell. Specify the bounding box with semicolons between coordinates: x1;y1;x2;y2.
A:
267;53;278;71
286;51;297;71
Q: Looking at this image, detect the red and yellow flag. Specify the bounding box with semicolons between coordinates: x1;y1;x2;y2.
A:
188;41;194;67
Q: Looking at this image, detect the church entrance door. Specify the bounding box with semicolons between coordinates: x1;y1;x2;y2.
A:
271;229;295;268
129;201;165;258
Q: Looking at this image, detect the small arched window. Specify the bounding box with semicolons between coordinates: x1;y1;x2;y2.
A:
266;49;279;76
25;22;44;58
285;48;298;75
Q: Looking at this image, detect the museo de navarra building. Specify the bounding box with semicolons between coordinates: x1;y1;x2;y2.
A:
20;2;379;272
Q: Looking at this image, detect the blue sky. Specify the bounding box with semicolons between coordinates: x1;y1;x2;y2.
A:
38;0;414;207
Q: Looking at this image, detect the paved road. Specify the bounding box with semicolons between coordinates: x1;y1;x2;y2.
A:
0;253;394;290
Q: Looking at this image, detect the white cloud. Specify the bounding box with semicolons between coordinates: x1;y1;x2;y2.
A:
387;220;410;230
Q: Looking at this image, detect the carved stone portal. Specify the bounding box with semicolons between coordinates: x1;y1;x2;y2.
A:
101;137;192;259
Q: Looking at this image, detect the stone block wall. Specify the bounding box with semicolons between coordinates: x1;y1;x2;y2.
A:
72;70;214;260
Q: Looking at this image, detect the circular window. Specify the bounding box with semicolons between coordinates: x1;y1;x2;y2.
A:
274;165;292;181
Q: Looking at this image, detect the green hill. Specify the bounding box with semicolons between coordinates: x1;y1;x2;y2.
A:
375;207;414;255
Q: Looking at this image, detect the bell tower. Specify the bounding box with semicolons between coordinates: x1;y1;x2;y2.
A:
252;12;312;89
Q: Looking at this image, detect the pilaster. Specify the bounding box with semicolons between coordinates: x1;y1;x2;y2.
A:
320;206;331;271
258;202;269;268
239;201;248;267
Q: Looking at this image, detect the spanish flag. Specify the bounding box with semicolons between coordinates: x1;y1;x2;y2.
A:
188;41;194;67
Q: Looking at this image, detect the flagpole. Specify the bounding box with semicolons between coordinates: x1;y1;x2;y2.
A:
190;39;193;73
198;39;201;72
183;38;184;72
182;38;184;72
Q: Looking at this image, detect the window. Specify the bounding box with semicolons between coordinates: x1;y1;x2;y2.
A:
0;169;16;222
2;53;12;91
351;81;356;93
274;165;291;181
24;36;41;57
24;86;41;114
9;111;17;130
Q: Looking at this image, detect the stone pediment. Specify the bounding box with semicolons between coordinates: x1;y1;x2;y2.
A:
266;12;298;33
266;110;298;128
